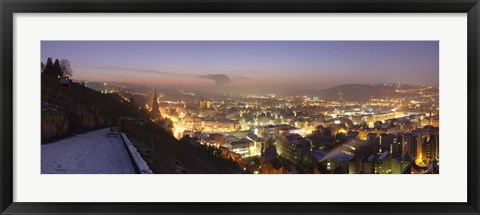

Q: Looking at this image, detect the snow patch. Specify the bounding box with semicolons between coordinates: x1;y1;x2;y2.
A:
119;133;153;174
41;128;136;174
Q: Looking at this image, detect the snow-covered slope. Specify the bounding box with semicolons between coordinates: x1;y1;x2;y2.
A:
41;128;136;174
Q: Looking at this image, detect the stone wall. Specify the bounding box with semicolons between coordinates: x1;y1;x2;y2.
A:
42;110;110;143
68;110;109;133
42;111;70;143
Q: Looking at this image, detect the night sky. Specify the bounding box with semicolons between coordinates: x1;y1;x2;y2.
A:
41;41;439;91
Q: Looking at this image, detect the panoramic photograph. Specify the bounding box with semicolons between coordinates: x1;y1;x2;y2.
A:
41;41;439;174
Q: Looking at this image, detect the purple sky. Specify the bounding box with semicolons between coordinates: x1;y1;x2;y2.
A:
41;41;438;90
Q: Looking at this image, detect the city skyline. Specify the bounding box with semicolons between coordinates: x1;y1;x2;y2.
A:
41;41;439;91
41;41;440;174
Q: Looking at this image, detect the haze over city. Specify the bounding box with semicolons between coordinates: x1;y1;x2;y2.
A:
41;41;439;91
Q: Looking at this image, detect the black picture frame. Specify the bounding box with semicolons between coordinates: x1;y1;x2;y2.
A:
1;0;479;214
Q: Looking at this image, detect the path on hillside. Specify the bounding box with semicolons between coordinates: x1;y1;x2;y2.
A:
42;128;136;174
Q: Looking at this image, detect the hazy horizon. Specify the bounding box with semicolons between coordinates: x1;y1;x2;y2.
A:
41;41;439;90
74;79;439;94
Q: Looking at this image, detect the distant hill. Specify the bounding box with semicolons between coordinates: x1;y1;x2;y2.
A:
315;84;399;102
79;80;434;104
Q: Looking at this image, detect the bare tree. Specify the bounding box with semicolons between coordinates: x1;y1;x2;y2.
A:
59;59;73;77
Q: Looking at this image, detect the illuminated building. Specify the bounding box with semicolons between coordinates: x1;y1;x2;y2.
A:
404;132;416;156
306;134;335;150
379;133;397;155
200;119;237;132
199;98;211;109
209;133;225;147
259;124;302;140
401;159;439;174
422;139;435;164
422;126;439;164
192;132;213;146
224;139;255;157
246;133;263;156
326;117;354;128
348;154;370;174
198;99;215;117
259;125;284;139
347;130;359;138
402;127;439;167
304;150;353;173
348;150;409;174
218;146;247;169
429;115;440;127
374;121;383;129
59;76;70;85
150;89;162;120
427;126;439;161
289;128;307;136
182;130;193;138
314;125;327;136
276;133;311;165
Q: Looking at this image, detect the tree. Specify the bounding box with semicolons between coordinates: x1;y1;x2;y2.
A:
52;59;63;77
42;58;54;75
59;59;73;77
42;58;72;78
